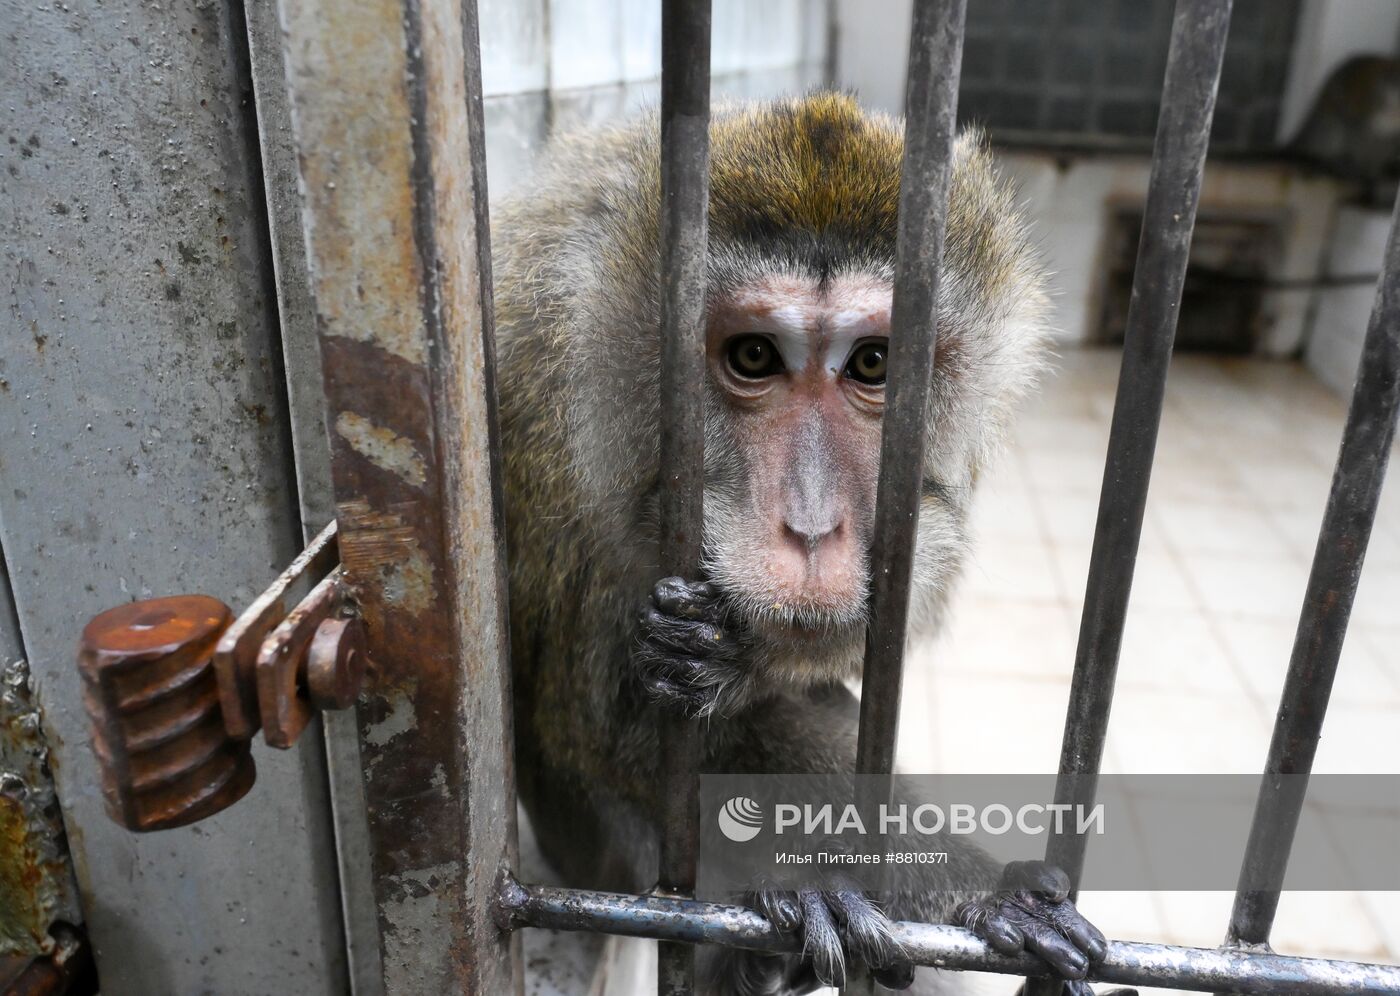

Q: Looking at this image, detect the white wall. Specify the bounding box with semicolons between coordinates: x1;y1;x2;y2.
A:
1277;0;1400;141
832;0;912;115
480;0;832;204
1305;205;1392;395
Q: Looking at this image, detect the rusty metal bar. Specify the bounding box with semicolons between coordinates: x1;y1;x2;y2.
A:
1226;193;1400;948
656;1;712;994
495;878;1400;995
276;0;519;990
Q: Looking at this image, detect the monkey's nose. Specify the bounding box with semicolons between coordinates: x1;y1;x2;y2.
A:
781;516;844;556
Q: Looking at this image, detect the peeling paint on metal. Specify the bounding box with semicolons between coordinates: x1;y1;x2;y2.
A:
336;500;437;615
362;686;418;748
278;0;518;990
335;412;428;488
0;661;80;957
379;860;463;988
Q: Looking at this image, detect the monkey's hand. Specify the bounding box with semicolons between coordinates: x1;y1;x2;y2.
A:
753;884;915;990
956;860;1127;996
634;577;750;719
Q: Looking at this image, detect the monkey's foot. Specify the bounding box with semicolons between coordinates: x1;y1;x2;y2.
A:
957;860;1123;994
753;886;914;990
634;576;748;719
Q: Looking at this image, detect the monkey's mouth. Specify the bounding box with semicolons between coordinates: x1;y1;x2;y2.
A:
738;598;868;643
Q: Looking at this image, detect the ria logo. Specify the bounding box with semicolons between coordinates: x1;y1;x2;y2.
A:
717;796;764;842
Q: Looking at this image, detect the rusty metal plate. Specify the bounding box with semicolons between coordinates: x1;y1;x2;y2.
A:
214;521;339;740
255;573;344;750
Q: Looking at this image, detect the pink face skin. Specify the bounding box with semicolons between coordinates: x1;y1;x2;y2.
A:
707;273;893;630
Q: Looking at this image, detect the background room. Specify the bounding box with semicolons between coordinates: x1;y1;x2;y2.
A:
471;1;1400;992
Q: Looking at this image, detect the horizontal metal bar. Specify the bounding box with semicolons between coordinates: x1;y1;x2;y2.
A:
1227;187;1400;947
493;876;1400;995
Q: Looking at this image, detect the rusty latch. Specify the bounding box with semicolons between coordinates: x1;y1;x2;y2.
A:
76;523;367;832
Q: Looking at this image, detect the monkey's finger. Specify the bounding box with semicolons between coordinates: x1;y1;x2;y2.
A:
1043;899;1107;963
639;606;722;656
798;889;846;988
652;577;713;620
753;889;802;933
871;961;916;989
640;676;708;718
955;898;1024;956
689;580;719;601
1006;905;1089;981
1002;860;1070;903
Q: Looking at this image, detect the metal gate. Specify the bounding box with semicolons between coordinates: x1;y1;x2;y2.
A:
6;0;1400;994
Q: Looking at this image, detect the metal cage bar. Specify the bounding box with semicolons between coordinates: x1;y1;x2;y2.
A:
495;877;1400;995
853;0;967;782
1028;3;1233;992
1226;191;1400;948
1039;0;1233;891
276;0;519;990
656;2;713;994
849;6;966;988
484;3;1400;996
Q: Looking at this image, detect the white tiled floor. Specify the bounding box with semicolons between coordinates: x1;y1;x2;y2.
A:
898;347;1400;991
531;348;1400;994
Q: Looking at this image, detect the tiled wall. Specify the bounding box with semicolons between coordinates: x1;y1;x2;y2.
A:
479;0;831;204
957;0;1301;153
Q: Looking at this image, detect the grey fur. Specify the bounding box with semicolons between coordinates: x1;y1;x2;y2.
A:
492;95;1057;994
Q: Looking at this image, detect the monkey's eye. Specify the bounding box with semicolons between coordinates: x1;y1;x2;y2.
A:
726;335;784;379
844;340;888;386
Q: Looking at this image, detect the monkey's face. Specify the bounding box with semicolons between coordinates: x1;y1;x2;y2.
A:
702;272;893;661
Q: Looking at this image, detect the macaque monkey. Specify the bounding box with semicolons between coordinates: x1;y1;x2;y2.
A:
495;93;1124;995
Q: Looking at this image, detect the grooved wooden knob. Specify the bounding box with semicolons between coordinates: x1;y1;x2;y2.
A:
78;595;256;832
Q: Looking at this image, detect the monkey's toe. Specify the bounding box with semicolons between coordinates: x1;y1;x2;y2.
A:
960;862;1109;984
755;887;912;990
956;896;1025;955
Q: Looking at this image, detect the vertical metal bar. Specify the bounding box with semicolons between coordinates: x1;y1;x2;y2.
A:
1028;3;1232;994
854;0;967;778
656;2;712;994
1226;196;1400;947
849;5;966;990
1045;0;1232;879
845;1;968;980
276;0;520;991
